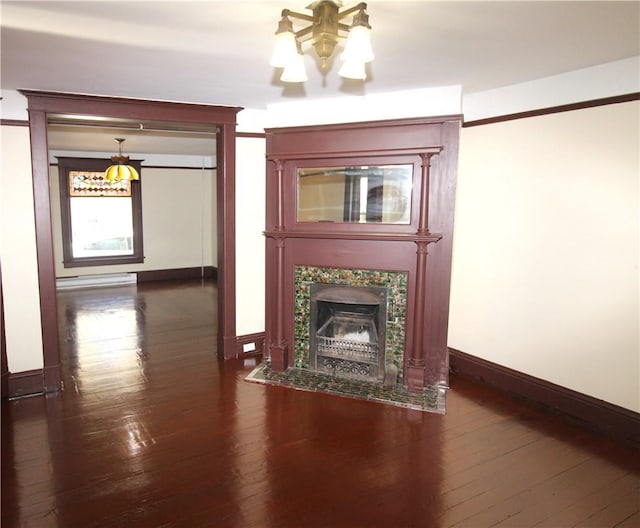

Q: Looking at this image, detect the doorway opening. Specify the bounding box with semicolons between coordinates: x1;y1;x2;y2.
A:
23;90;242;393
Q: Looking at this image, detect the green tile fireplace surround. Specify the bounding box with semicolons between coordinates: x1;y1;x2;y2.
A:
246;265;446;413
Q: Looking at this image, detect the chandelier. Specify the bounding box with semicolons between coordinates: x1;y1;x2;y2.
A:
270;1;374;82
104;138;139;182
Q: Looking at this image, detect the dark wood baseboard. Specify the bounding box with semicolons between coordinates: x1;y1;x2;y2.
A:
137;266;217;283
236;332;265;357
222;335;238;360
7;369;44;399
449;348;640;446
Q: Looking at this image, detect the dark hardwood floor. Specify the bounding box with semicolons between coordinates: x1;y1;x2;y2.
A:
2;280;639;527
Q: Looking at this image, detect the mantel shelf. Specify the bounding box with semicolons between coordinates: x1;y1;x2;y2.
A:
264;229;443;243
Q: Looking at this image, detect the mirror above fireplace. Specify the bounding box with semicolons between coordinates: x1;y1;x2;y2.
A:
297;164;412;224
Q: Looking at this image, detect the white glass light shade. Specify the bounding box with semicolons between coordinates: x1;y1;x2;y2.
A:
338;58;366;80
280;52;308;82
270;31;298;68
341;25;374;63
105;164;139;182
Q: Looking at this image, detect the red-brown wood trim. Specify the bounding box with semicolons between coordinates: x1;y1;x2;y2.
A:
50;163;217;171
20;90;242;125
21;90;242;390
137;165;216;171
0;119;29;127
449;347;640;446
136;266;217;282
265;115;463;134
7;369;43;398
217;122;238;359
266;118;447;163
462;92;640;128
263;229;443;243
236;332;265;356
268;158;289;371
0;372;7;400
1;264;8;399
429;119;460;387
265;147;443;161
237;132;266;139
27;109;62;393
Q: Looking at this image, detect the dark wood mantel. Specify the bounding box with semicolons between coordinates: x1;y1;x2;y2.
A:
264;116;461;392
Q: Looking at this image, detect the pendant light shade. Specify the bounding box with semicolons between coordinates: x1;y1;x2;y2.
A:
338;57;367;80
280;40;308;83
341;25;374;64
105;138;139;182
270;28;298;67
105;163;139;182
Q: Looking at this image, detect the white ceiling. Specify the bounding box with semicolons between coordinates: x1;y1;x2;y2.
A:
2;1;638;156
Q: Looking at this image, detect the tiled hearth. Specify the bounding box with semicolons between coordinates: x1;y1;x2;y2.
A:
245;362;445;412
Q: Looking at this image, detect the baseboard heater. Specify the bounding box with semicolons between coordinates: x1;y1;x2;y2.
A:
56;273;137;290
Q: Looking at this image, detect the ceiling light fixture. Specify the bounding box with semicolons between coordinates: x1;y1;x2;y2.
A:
270;1;374;83
104;138;139;182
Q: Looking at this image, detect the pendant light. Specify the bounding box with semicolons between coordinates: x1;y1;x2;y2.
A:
270;1;374;83
105;138;139;182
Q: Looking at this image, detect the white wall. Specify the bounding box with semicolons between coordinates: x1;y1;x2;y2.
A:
142;167;215;270
464;57;640;122
449;101;639;411
266;86;462;128
235;137;266;336
51;165;215;277
0;125;44;372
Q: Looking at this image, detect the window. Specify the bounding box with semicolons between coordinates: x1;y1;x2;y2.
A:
57;157;143;268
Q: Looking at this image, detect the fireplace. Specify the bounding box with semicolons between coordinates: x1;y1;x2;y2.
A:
264;117;460;398
309;283;387;381
293;266;408;385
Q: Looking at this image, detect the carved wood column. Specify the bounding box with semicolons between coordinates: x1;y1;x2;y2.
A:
406;153;435;392
268;159;289;371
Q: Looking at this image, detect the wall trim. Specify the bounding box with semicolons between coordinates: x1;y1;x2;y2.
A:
449;348;640;446
236;332;265;357
1;265;7;399
1;371;8;400
50;163;216;171
0;119;29;127
462;92;640;128
7;369;44;398
137;266;217;283
140;165;216;170
237;132;266;139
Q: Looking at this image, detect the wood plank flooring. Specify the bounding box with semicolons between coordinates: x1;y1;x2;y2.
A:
2;279;638;527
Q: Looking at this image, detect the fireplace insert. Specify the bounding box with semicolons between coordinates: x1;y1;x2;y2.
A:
309;283;387;381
